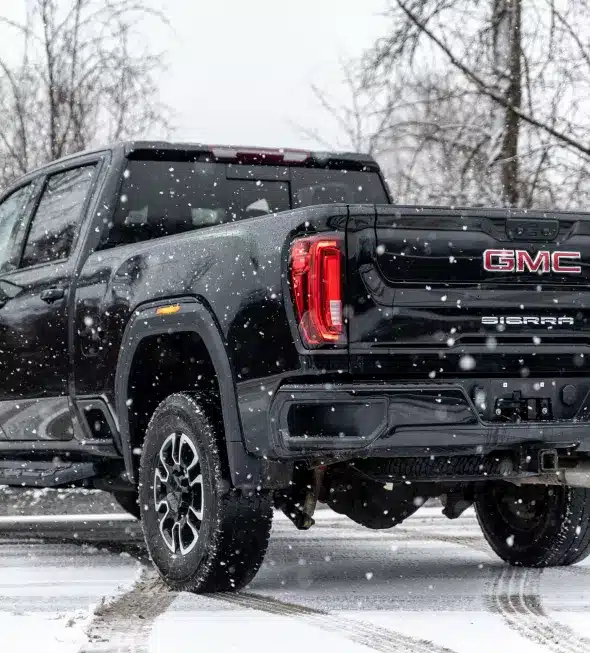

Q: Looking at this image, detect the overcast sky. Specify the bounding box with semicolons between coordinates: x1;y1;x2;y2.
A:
1;0;387;151
156;0;387;149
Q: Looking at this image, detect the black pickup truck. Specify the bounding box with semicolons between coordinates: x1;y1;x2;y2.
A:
1;141;590;592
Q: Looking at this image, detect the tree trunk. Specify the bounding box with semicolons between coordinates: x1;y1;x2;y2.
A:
491;0;522;206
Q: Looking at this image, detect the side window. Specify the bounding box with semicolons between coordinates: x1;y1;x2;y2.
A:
0;184;34;274
21;165;96;268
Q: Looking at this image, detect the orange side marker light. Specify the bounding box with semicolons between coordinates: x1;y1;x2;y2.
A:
156;304;181;316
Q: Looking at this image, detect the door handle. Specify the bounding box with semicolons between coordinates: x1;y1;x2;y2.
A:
40;287;65;303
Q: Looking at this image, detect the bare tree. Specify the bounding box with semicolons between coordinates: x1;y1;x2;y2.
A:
0;0;170;189
316;0;590;209
488;0;522;205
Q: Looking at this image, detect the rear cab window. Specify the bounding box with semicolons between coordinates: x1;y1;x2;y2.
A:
291;168;389;207
105;159;389;247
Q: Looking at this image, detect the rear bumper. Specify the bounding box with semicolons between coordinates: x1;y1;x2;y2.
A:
268;380;590;459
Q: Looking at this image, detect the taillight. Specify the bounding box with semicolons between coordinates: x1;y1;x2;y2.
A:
289;235;345;346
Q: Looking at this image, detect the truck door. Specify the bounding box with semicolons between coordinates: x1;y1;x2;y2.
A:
0;164;98;440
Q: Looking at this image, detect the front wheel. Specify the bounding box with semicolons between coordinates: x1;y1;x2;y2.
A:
138;393;273;592
475;481;590;567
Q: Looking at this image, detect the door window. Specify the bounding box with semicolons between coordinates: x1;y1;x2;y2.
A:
21;166;96;268
0;184;34;273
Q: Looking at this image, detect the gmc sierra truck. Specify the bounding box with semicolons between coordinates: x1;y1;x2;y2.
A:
0;141;590;593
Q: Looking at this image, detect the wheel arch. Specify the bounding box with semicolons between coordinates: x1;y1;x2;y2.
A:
115;297;245;485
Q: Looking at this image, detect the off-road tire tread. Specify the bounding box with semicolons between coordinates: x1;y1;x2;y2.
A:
139;392;272;593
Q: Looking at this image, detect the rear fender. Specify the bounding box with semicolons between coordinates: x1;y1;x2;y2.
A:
115;298;271;488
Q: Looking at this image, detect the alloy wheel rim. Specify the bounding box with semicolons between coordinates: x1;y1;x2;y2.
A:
153;432;204;555
492;483;548;534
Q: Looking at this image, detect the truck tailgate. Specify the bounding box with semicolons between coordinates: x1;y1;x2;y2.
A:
347;206;590;379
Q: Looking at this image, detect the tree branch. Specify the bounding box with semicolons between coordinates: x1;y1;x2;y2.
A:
396;0;590;159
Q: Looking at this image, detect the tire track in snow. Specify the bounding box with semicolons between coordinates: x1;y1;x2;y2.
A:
34;512;483;652
394;529;492;554
80;567;176;653
282;516;492;555
215;591;458;653
488;566;590;653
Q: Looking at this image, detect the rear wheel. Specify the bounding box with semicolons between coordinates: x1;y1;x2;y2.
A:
138;392;273;592
475;481;590;566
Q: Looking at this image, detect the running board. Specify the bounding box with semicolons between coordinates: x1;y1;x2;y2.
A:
0;460;98;487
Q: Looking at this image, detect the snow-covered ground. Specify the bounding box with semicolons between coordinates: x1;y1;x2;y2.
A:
0;493;589;652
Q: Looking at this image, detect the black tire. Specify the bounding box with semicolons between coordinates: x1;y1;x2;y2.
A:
475;481;590;567
113;491;141;519
138;392;272;593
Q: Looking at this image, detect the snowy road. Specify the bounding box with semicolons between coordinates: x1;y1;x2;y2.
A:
1;501;590;653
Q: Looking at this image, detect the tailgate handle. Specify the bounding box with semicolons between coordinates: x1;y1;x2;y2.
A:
506;218;558;241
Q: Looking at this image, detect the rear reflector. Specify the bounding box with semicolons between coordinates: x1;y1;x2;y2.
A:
289;235;345;346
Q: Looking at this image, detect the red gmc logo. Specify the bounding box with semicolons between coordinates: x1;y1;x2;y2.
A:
483;249;581;274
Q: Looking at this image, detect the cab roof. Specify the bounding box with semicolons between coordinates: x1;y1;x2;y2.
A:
29;140;380;176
